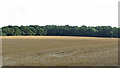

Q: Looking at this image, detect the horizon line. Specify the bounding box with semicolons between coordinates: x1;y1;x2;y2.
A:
0;25;118;28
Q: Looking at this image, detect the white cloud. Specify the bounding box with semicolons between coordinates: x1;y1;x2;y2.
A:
0;0;119;27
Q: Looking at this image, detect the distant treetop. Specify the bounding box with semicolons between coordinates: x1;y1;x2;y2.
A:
1;25;119;38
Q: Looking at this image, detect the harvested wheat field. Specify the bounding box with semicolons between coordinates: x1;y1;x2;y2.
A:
2;36;118;66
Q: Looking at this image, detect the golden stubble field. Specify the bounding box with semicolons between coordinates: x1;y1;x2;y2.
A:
2;36;118;66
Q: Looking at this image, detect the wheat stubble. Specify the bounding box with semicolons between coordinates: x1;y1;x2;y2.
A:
2;36;118;66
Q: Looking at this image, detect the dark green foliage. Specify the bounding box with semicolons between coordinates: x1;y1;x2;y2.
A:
1;25;119;38
0;28;2;36
2;27;14;36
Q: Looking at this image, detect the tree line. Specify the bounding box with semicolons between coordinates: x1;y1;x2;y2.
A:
1;25;119;38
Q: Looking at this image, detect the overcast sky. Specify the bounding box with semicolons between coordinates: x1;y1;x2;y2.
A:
0;0;119;27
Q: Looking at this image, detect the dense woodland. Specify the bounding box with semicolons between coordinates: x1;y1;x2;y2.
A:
1;25;119;38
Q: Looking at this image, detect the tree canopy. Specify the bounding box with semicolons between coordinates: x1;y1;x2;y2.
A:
1;25;119;38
